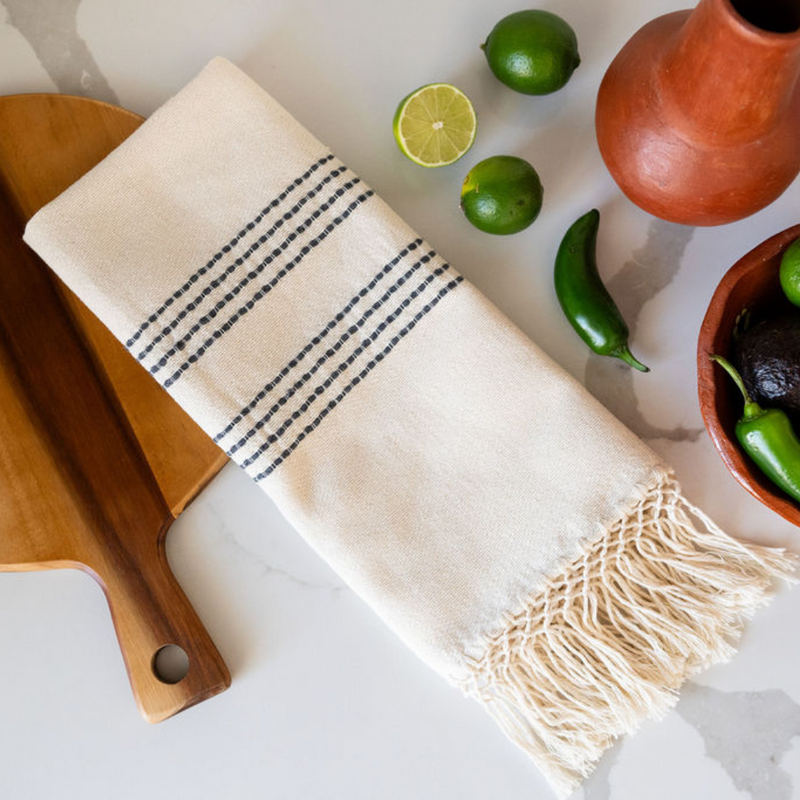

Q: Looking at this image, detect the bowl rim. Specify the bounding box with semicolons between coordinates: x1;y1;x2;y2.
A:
697;222;800;527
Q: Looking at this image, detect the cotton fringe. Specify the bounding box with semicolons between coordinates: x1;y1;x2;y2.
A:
457;469;797;798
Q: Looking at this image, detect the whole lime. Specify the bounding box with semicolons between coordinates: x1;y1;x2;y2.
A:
482;10;580;95
780;236;800;307
460;155;543;235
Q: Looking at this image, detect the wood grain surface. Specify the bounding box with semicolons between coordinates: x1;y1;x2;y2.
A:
0;93;230;722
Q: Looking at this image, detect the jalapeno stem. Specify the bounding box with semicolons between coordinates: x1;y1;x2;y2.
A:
709;354;763;420
616;346;650;373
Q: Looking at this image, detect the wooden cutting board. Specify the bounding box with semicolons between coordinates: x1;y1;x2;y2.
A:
0;93;230;722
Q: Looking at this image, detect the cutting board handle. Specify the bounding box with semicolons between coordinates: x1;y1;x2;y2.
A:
0;94;231;722
97;532;231;723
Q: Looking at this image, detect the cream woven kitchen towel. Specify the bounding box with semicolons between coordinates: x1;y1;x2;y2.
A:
24;57;796;797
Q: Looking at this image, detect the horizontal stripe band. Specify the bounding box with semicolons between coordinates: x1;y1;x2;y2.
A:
212;237;424;444
149;176;361;374
253;275;464;480
135;164;350;360
160;189;375;388
226;250;438;457
239;263;453;469
124;153;334;348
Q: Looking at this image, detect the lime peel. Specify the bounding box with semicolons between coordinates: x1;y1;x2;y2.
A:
460;155;543;235
483;10;580;96
780;237;800;307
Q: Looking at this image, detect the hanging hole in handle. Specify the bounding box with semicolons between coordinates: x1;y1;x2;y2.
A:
152;644;189;684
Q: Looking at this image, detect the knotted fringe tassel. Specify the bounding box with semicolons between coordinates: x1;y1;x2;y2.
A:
457;469;797;798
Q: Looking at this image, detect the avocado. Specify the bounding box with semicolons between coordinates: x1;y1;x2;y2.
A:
736;314;800;413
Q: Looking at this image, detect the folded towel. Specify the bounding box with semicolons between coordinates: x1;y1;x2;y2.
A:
24;57;796;796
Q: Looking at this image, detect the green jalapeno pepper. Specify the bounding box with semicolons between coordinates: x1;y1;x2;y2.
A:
554;209;649;372
711;354;800;504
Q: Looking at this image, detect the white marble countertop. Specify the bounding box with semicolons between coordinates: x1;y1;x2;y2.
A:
2;1;800;798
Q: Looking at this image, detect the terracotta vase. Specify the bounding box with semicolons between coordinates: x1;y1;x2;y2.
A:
595;0;800;226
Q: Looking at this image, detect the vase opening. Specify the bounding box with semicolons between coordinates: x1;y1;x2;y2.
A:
729;0;800;33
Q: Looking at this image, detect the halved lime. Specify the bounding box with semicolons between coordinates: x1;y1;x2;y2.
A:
393;84;477;168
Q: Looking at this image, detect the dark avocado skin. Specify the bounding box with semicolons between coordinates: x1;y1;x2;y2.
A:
736;314;800;413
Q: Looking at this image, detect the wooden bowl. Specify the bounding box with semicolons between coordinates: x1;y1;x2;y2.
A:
697;223;800;527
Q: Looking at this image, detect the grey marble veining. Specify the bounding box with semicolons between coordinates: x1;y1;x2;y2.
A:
678;684;800;800
203;499;346;594
584;219;703;442
1;0;117;103
578;683;800;800
582;740;622;800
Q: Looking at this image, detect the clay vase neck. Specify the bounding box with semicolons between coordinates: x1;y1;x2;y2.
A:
662;0;800;142
595;0;800;226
